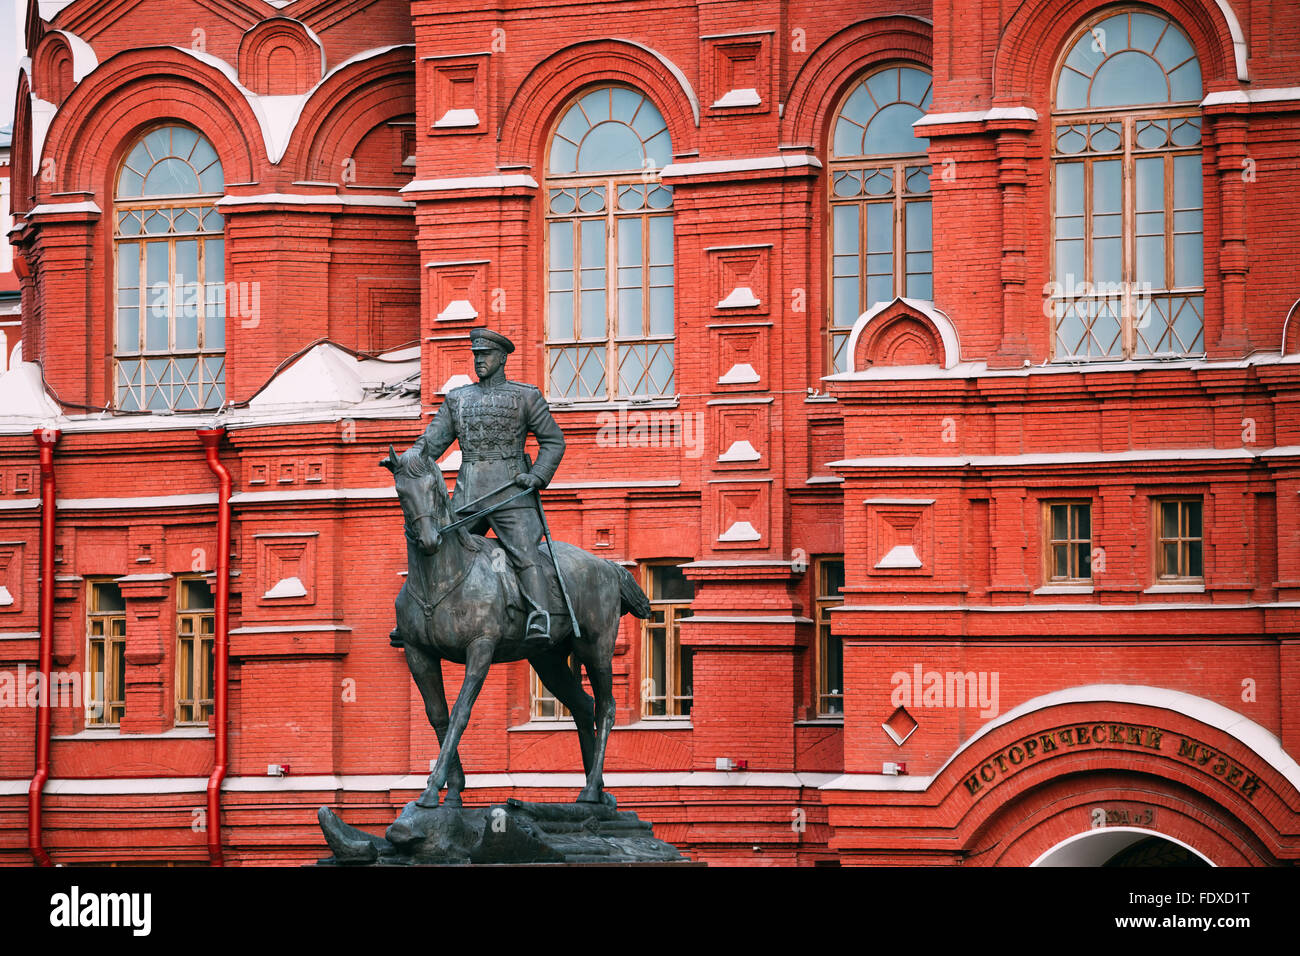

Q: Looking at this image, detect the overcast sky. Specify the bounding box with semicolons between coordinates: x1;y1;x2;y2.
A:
1;0;20;128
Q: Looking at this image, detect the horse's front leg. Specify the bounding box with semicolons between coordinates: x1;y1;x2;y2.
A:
404;641;465;807
418;637;495;808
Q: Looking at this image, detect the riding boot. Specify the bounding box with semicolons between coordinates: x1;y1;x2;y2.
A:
518;565;552;652
389;626;404;649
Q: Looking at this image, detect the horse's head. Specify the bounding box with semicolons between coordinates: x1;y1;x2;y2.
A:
380;445;450;556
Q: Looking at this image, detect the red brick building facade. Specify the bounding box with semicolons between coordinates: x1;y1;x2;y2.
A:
2;0;1298;866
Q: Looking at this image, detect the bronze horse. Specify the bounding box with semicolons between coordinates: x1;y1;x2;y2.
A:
381;446;650;808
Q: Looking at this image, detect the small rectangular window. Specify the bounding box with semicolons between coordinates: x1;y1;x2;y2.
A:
1155;497;1203;580
814;558;845;717
1045;501;1092;582
176;578;215;725
87;582;126;727
641;562;694;718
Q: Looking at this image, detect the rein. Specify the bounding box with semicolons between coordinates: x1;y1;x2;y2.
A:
401;485;532;621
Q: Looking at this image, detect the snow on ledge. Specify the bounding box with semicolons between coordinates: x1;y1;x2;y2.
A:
436;299;478;322
712;88;761;109
717;363;760;385
717;440;760;463
874;545;922;569
717;286;760;309
440;373;473;394
263;576;307;599
248;342;419;411
717;520;761;542
434;108;480;128
0;362;61;421
844;296;961;372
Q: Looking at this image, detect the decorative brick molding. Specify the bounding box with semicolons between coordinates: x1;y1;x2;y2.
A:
238;17;324;96
703;31;772;115
423;53;489;135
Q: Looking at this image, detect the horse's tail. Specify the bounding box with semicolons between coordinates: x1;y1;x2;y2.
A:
611;561;651;619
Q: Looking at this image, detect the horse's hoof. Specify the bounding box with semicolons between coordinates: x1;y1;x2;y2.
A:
444;790;463;808
416;793;441;809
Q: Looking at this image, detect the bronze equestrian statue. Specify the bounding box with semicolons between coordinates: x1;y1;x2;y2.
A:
405;326;563;650
382;327;651;809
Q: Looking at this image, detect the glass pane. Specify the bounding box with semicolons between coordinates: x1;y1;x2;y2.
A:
1053;545;1068;578
650;564;694;601
1187;540;1203;577
1051;505;1068;539
1076;504;1091;538
1160;501;1179;537
549;221;573;271
94;583;125;612
1186;501;1202;537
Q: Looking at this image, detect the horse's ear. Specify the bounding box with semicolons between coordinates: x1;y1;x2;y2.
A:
380;445;399;472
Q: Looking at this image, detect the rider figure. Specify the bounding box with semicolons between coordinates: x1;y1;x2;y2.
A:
404;327;564;653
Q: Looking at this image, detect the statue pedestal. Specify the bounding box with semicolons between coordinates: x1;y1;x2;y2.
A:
317;797;693;865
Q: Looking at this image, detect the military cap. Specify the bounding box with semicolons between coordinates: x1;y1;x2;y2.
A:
468;327;515;353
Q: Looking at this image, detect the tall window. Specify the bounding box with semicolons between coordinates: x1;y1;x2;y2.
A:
87;582;126;727
1155;497;1203;580
1051;9;1203;360
1045;501;1093;582
545;87;674;401
114;124;226;411
814;558;845;716
175;579;215;725
828;66;933;372
641;562;694;718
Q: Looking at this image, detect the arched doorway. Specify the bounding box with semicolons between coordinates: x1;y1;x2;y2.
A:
1032;827;1214;867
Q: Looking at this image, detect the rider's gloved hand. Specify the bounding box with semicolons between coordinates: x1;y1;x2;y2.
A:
514;472;544;490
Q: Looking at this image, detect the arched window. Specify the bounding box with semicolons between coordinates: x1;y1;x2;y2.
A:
545;87;674;400
113;124;225;411
1051;8;1203;360
827;66;933;373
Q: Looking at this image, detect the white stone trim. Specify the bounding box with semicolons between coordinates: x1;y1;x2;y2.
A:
826;350;1299;384
1214;0;1250;82
229;487;396;504
24;201;101;216
831;447;1263;469
2;770;838;796
215;193;413;208
660;154;821;178
913;107;1038;127
844;297;961;371
228;624;351;634
1202;86;1300;106
834;601;1300;612
401;174;539;193
57;494;218;510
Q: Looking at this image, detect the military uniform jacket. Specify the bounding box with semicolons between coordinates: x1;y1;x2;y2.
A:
411;373;565;513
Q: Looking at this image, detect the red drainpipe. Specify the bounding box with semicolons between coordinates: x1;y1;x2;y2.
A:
29;427;59;866
197;428;231;866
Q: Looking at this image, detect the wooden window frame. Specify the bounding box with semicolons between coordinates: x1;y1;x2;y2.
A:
544;87;675;402
1048;10;1204;361
112;123;226;411
640;561;694;719
1154;496;1204;581
175;577;215;726
825;64;933;375
813;556;845;718
86;581;126;728
1044;500;1093;583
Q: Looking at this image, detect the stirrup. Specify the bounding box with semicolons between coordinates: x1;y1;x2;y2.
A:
524;609;550;643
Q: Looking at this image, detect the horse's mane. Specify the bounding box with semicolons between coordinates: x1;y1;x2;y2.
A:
396;448;482;552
